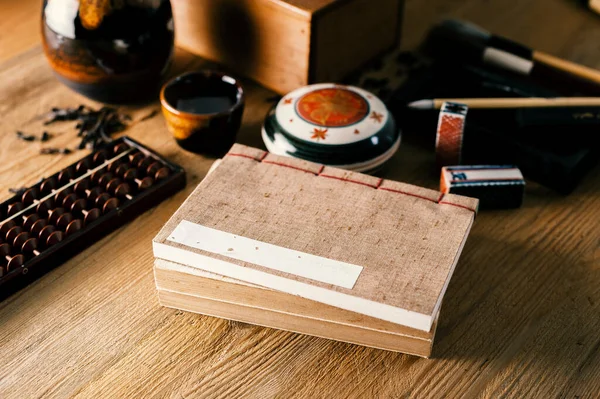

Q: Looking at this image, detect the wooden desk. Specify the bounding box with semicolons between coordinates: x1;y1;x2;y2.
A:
0;1;599;397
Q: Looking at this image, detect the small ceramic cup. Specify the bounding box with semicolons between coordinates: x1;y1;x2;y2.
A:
160;70;245;156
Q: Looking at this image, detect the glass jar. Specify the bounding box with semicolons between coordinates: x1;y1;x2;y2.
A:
42;0;174;103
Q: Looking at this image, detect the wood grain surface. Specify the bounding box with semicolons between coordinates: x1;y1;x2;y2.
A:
0;0;599;398
0;0;40;64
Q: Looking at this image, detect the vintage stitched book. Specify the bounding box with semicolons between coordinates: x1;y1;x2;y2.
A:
153;144;478;353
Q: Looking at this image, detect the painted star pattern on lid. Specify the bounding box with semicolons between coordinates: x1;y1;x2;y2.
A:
274;83;389;146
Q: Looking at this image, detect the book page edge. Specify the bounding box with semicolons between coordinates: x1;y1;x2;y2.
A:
154;260;436;341
430;214;475;319
153;241;434;332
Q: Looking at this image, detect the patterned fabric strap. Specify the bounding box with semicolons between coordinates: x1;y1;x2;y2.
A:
435;102;468;167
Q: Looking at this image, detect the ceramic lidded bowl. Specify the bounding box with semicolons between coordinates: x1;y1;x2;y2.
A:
262;83;400;173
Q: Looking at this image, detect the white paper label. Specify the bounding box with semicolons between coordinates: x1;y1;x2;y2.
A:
445;167;524;182
167;220;363;289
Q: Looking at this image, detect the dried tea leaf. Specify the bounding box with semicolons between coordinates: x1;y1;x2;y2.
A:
41;147;72;155
8;187;27;196
16;131;36;141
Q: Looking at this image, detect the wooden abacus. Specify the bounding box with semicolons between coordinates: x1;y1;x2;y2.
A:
0;137;185;298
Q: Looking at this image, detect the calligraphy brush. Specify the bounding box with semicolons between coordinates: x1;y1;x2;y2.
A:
424;19;600;92
408;97;600;110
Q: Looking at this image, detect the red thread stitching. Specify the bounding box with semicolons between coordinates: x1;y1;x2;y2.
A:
439;201;477;213
379;187;438;203
263;160;317;175
319;174;379;189
228;153;262;161
227;152;476;213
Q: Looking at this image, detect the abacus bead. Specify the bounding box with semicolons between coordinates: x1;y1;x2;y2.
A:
138;157;153;171
91;169;106;183
7;202;24;217
76;158;93;174
58;167;75;184
93;150;108;164
108;160;123;173
21;238;39;253
39;225;56;244
115;183;131;198
54;187;73;204
40;177;58;194
70;198;87;214
22;214;40;231
123;168;138;180
102;198;119;213
98;173;114;187
138;177;153;190
106;178;122;194
146;162;161;177
36;198;54;216
31;219;48;237
22;188;39;205
65;219;83;236
113;143;129;155
155;167;170;181
0;220;16;236
84;208;101;225
74;179;91;193
56;213;73;229
7;254;25;272
0;243;11;257
48;208;65;225
46;231;64;246
13;232;31;249
129;152;144;167
95;193;111;208
6;226;24;245
115;163;129;177
62;193;79;210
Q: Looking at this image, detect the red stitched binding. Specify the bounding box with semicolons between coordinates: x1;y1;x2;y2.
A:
379;187;438;203
262;160;317;175
319;174;379;189
228;153;263;161
439;201;477;213
227;152;476;213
